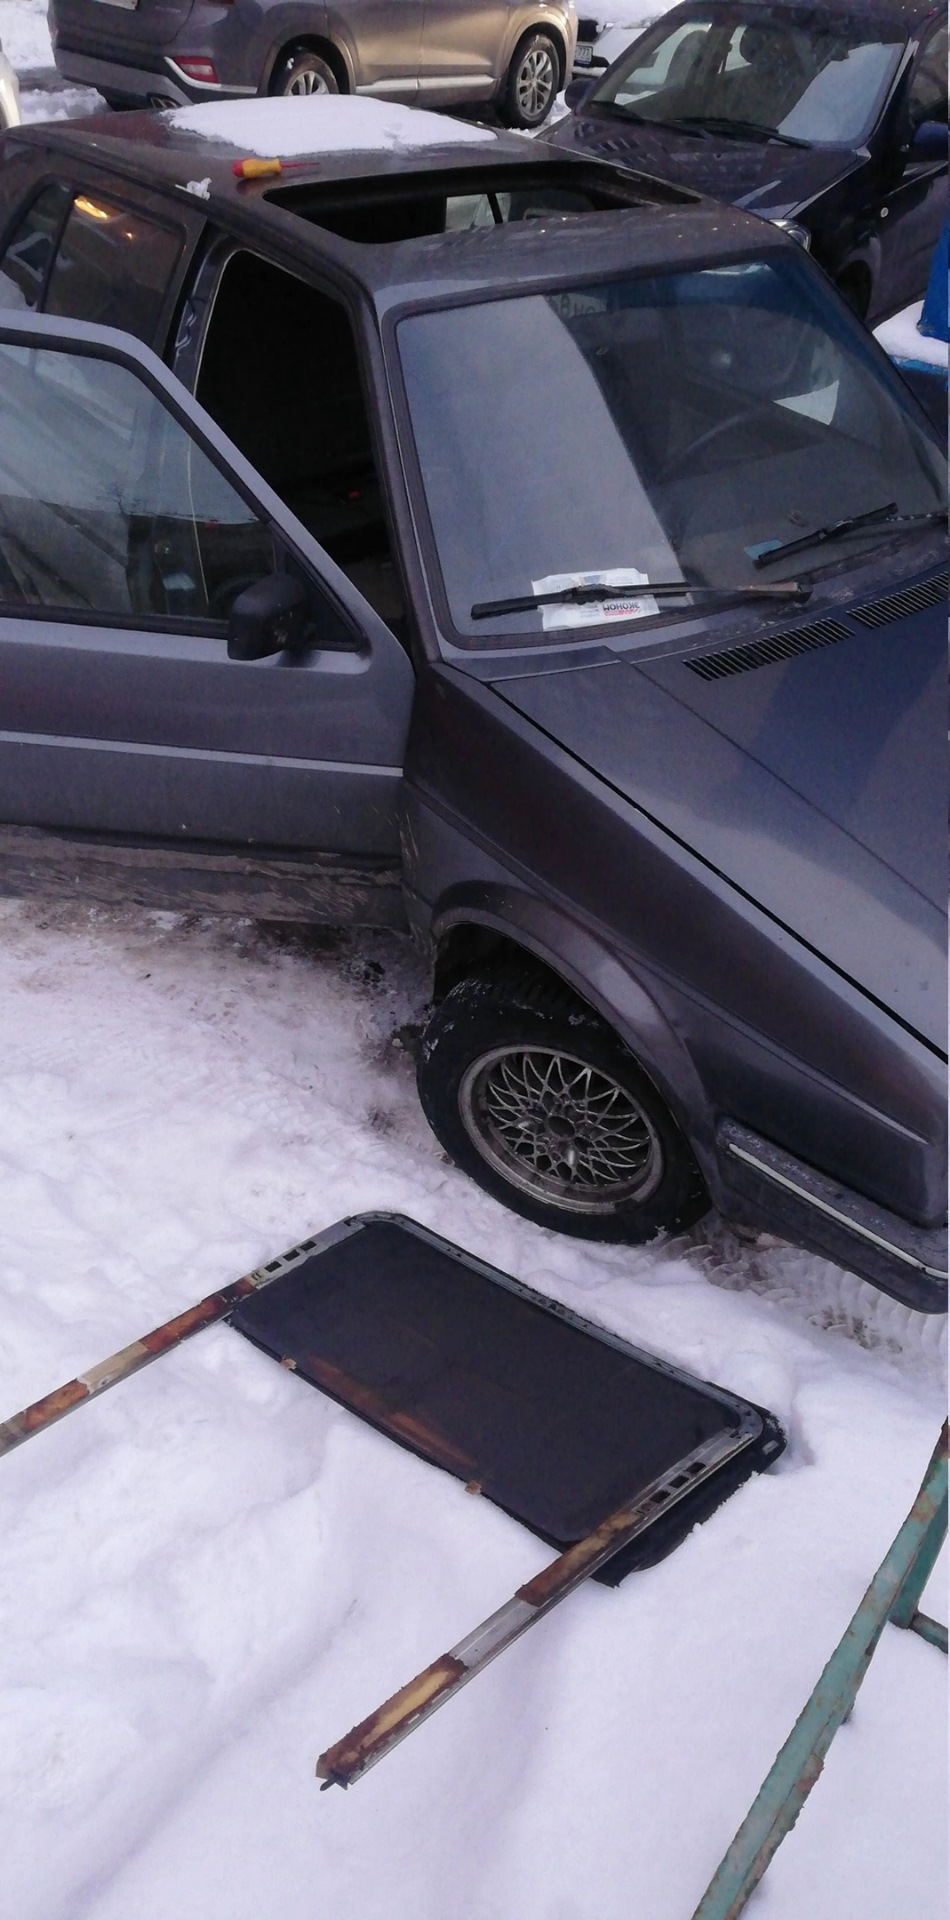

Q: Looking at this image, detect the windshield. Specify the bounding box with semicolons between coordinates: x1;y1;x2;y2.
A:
592;9;904;145
397;258;946;647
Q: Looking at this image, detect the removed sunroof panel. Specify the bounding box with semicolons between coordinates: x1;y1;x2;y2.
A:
230;1214;784;1582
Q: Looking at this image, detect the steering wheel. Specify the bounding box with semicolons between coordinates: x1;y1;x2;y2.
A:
660;409;764;481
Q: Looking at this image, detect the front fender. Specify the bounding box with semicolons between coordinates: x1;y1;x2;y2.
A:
424;880;718;1172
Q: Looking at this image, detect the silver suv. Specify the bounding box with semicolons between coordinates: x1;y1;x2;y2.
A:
49;0;577;128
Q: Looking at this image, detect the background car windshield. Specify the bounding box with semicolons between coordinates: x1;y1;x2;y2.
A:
398;259;946;645
593;11;904;144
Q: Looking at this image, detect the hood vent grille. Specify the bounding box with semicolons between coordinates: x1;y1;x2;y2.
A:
850;571;948;629
687;617;852;682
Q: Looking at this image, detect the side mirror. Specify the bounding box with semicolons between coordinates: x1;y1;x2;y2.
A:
227;573;308;661
910;119;949;162
564;77;594;112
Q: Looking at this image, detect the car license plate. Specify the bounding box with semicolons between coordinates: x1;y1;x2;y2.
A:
92;0;139;10
574;44;593;65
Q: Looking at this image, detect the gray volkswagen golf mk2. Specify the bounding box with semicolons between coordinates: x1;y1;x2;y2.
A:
0;98;945;1309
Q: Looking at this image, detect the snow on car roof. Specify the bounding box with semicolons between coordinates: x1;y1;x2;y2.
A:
165;96;498;158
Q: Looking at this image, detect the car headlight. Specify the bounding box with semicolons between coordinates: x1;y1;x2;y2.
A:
770;216;812;251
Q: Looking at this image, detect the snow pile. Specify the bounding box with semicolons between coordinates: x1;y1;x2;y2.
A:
1;0;104;122
874;299;949;371
167;96;496;155
0;0;51;72
0;899;945;1920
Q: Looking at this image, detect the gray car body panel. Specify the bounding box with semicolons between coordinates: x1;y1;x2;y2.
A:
0;308;414;861
493;617;946;1047
0;116;944;1307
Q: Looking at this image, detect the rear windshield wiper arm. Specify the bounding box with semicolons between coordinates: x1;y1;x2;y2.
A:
753;504;947;569
471;580;810;619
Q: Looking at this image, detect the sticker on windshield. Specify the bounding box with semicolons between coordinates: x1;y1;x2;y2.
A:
531;569;659;631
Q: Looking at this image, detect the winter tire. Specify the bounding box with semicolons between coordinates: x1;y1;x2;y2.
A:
417;969;709;1241
270;48;339;97
501;32;560;129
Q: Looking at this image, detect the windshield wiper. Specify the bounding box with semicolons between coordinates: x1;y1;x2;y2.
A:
673;114;809;147
471;580;810;619
589;100;714;138
753;504;947;569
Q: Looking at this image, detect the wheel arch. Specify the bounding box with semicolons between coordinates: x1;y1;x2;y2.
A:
508;19;569;88
831;234;881;318
264;35;351;94
429;892;713;1163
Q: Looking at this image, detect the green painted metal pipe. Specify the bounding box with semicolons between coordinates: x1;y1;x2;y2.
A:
909;1609;948;1654
692;1424;947;1920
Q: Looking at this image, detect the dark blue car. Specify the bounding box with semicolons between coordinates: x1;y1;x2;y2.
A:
546;0;948;321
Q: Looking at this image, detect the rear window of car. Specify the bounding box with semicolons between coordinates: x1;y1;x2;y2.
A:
0;181;184;341
43;192;184;342
0;182;71;311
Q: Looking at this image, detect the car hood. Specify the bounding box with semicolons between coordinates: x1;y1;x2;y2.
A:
492;603;946;1048
546;111;862;219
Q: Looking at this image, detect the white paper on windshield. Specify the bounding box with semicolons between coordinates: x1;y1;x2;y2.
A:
531;569;659;631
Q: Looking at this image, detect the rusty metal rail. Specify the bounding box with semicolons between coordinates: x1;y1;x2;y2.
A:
691;1422;948;1920
0;1229;344;1457
316;1425;750;1788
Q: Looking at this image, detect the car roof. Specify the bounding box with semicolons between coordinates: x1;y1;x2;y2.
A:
18;96;565;193
13;94;796;306
647;0;940;28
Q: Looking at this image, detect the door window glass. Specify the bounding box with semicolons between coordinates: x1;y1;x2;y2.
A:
196;251;406;632
44;195;184;342
0;183;71;312
0;340;274;624
907;25;948;131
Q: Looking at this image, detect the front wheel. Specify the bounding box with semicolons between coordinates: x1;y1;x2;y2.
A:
417;969;709;1242
500;32;560;129
269;48;339;97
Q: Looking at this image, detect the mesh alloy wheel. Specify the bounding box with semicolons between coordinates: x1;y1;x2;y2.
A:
416;968;709;1243
459;1044;664;1213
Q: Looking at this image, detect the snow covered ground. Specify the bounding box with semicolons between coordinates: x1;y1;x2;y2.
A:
0;5;947;1916
0;0;101;119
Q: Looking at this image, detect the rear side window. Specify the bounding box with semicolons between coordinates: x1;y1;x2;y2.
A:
908;24;949;130
0;183;71;311
44;193;184;342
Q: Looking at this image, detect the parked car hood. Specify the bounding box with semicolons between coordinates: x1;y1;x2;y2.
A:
546;112;863;220
492;605;946;1047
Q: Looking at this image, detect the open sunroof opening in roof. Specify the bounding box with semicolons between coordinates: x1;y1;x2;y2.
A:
267;165;694;244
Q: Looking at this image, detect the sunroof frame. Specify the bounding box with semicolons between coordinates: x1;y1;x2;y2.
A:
229;1211;783;1583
